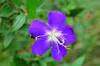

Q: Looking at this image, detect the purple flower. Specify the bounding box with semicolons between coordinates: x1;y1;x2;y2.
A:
29;11;76;61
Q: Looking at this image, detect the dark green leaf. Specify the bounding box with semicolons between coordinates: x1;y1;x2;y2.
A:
68;8;84;17
0;4;14;17
14;57;28;66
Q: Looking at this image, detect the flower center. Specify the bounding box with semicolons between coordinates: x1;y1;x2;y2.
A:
47;29;66;54
47;29;61;42
36;29;66;54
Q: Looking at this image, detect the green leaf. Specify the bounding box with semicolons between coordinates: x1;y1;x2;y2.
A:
44;57;53;62
0;0;5;3
0;56;14;66
68;8;84;17
40;60;47;66
3;32;14;48
71;56;85;66
26;0;43;19
14;57;28;66
17;52;32;61
11;0;21;6
12;13;26;31
0;4;14;17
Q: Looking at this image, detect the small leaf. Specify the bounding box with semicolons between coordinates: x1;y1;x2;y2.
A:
71;56;85;66
26;0;43;19
12;13;26;31
3;32;14;48
68;8;84;17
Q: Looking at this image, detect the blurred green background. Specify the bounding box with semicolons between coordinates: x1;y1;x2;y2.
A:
0;0;100;66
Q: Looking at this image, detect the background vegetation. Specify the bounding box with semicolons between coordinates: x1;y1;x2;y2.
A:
0;0;100;66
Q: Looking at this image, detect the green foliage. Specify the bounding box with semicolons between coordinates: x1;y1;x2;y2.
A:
61;56;85;66
71;56;85;66
0;0;100;66
0;0;5;3
12;13;26;31
11;0;21;6
26;0;43;19
3;32;14;48
0;4;13;17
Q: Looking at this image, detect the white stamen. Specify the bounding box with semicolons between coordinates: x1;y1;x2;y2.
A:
35;34;47;40
36;29;67;54
56;43;60;54
47;29;67;54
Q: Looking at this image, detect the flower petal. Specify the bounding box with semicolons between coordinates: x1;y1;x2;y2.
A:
59;25;76;44
51;42;67;61
29;20;50;37
32;36;50;56
48;11;66;28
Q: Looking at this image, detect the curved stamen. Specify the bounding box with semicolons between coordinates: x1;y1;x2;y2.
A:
55;37;66;54
56;36;66;48
57;40;66;48
56;42;60;54
35;34;48;40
